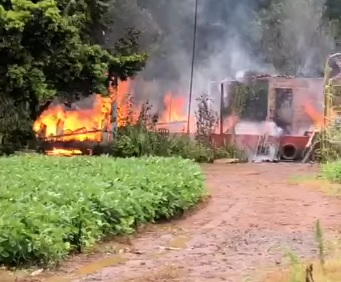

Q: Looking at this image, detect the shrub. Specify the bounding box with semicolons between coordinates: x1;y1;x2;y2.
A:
213;142;248;161
112;93;246;163
0;155;205;266
112;125;216;162
168;134;214;163
0;95;34;155
320;161;341;183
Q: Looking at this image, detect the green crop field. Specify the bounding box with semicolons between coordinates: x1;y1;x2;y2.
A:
0;155;205;266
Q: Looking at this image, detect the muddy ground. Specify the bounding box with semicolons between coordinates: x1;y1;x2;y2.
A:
13;163;341;282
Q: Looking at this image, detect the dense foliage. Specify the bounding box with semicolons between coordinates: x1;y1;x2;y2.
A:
112;94;247;162
114;125;209;162
0;155;205;266
0;0;146;149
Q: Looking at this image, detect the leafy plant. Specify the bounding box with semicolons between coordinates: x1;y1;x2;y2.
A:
315;220;325;270
112;92;245;163
283;249;304;282
0;155;205;266
112;97;210;162
195;93;218;144
214;141;248;161
320;160;341;182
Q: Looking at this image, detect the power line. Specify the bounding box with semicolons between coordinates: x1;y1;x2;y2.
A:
187;0;199;134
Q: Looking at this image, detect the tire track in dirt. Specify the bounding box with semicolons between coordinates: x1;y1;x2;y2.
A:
74;163;341;282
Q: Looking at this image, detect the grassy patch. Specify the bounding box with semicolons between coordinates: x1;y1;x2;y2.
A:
288;175;316;184
263;259;341;282
321;161;341;183
263;221;341;282
0;155;205;267
289;172;341;197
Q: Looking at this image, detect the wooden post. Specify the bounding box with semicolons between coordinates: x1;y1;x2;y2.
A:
110;75;118;139
220;82;224;135
169;95;172;122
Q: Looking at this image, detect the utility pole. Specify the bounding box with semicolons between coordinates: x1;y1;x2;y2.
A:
169;96;172;122
186;0;199;134
220;83;224;135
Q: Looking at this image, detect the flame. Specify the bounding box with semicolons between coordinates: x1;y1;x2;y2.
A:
110;79;137;126
159;91;187;123
33;79;199;156
33;94;112;142
157;91;191;132
304;104;326;127
45;148;83;156
33;79;133;155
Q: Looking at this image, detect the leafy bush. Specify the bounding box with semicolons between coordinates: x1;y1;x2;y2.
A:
320;161;341;183
168;134;215;163
113;124;247;163
112;93;246;163
0;155;205;266
213;142;248;161
0;95;35;155
113;124;216;162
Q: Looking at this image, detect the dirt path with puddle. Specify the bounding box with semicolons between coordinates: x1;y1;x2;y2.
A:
21;163;341;282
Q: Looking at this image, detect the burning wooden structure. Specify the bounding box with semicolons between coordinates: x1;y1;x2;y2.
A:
32;73;127;158
33;94;117;156
32;78;191;156
210;74;324;161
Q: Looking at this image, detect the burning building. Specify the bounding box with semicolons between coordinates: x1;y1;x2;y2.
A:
33;69;326;161
33;80;134;156
33;79;191;156
211;74;324;161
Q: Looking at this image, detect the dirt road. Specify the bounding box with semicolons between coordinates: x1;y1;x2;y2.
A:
69;163;341;282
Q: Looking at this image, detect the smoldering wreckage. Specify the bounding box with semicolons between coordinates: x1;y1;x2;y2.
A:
33;53;341;163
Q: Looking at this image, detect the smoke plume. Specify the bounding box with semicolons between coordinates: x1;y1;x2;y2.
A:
262;0;335;76
108;0;336;115
133;0;272;112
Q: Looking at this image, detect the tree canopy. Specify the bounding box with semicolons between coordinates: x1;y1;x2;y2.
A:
0;0;146;146
0;0;146;112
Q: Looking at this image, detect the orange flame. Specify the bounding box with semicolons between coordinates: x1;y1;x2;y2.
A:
304;104;326;127
109;79;137;126
46;148;83;156
33;94;111;142
33;79;197;155
157;91;200;133
33;79;134;155
159;91;187;123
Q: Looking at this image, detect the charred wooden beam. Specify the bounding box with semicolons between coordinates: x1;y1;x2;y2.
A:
39;129;113;140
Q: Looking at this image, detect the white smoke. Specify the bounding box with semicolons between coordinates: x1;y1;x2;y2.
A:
107;0;335;122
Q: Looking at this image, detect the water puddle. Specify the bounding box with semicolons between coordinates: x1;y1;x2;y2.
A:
75;255;127;276
45;277;72;282
167;235;191;249
0;269;29;282
42;255;127;281
0;271;16;282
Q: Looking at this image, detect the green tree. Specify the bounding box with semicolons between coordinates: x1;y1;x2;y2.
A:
0;0;146;148
257;0;333;75
325;0;341;47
